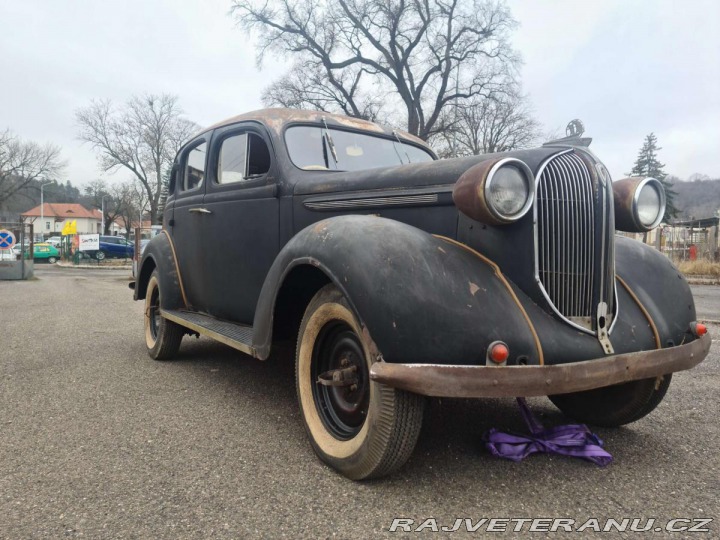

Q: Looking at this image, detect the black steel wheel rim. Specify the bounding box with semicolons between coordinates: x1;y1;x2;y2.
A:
311;321;370;440
149;286;160;340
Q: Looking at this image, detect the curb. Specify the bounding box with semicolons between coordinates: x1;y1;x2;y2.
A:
56;262;132;270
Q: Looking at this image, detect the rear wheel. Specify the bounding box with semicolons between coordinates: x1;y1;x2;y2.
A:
296;284;424;480
95;251;106;261
144;271;183;360
549;374;672;427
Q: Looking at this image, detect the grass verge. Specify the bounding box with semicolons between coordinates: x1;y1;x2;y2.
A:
677;260;720;277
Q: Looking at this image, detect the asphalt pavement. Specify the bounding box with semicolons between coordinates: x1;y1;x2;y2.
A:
0;265;718;538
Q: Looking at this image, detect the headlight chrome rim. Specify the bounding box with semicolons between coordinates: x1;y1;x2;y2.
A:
633;177;666;230
484;158;535;223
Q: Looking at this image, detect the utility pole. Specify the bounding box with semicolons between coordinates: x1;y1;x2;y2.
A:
40;182;53;240
101;194;109;235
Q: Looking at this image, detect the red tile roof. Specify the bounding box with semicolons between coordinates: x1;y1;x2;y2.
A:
21;203;102;220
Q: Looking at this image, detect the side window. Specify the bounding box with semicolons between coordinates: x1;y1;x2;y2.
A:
218;133;270;184
248;134;271;177
184;141;207;191
168;163;179;195
218;133;248;184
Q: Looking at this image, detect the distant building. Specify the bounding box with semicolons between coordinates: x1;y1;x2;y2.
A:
21;203;101;237
108;218;153;237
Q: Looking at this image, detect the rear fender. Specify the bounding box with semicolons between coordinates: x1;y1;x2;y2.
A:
134;231;186;311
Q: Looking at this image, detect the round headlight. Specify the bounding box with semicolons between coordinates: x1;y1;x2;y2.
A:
484;159;534;222
634;178;665;229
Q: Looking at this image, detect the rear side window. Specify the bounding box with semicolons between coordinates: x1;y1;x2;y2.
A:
218;133;270;184
184;142;207;191
219;134;248;183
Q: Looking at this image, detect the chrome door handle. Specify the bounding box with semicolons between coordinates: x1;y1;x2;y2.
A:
189;208;212;214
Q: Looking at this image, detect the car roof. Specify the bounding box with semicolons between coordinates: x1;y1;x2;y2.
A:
197;108;428;148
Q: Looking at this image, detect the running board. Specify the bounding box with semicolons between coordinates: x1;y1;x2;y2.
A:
161;309;256;357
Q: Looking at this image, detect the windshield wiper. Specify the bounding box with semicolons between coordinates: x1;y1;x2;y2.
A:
393;130;412;164
322;117;339;168
321;131;330;169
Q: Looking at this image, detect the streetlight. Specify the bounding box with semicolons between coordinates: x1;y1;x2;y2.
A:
101;194;110;235
40;182;53;240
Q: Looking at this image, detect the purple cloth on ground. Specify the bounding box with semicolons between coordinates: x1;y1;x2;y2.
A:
483;398;613;467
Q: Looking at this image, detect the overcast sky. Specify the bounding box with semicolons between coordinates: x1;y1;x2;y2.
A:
1;0;718;187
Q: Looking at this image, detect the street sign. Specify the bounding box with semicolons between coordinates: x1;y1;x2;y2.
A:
78;234;99;251
0;229;16;250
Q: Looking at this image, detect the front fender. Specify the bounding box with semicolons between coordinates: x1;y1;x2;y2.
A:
252;215;540;365
615;235;696;347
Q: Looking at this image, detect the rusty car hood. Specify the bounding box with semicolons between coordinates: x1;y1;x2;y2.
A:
292;147;561;196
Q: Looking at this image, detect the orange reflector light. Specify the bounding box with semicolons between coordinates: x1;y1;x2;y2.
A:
696;323;707;336
490;342;509;363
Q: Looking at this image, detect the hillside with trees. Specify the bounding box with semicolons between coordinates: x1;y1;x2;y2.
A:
669;176;720;221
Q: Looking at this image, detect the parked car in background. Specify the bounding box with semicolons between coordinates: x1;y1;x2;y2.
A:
132;108;710;480
33;243;60;263
0;249;16;261
45;236;62;248
86;236;134;260
12;243;60;263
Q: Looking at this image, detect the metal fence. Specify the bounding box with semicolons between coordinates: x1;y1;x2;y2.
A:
618;218;720;263
0;222;34;280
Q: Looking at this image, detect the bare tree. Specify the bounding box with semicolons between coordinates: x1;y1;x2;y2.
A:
76;94;199;224
232;0;519;140
435;90;541;157
0;129;65;204
129;179;150;227
82;179;122;235
111;181;144;239
262;60;384;122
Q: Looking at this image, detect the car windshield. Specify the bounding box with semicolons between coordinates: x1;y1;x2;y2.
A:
285;125;434;172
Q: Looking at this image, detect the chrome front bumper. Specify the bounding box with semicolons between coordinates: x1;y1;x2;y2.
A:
369;333;711;398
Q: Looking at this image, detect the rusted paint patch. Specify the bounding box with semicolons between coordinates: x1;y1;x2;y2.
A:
313;220;329;233
469;282;480;296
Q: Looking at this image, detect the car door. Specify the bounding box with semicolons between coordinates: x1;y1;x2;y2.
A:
100;236;117;256
200;123;279;323
118;237;133;258
169;135;211;312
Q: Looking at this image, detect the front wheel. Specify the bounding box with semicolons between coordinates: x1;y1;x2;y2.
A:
47;256;57;264
296;284;424;480
549;374;672;427
144;271;183;360
95;251;106;261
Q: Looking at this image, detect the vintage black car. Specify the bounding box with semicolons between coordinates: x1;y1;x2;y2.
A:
131;109;710;479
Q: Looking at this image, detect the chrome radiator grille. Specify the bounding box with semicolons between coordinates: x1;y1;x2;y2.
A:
535;151;596;322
